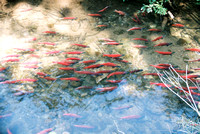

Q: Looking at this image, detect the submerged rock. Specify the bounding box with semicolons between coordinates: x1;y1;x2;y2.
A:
176;38;187;46
193;35;200;44
70;80;82;87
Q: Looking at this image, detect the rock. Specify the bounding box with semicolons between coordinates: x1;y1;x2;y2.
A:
170;27;181;37
70;81;82;87
177;38;187;46
194;35;200;44
60;81;69;89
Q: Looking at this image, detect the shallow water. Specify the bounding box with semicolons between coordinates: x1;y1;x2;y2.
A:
0;0;200;134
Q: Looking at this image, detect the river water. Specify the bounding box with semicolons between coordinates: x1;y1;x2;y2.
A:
0;0;199;133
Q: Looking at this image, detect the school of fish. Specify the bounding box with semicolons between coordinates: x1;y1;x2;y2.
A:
0;4;199;133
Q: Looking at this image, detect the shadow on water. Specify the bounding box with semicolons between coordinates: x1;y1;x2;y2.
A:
0;0;200;133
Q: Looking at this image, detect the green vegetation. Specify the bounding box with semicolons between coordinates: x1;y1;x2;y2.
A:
140;0;168;15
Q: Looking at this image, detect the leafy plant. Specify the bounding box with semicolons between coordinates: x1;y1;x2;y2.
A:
140;0;168;15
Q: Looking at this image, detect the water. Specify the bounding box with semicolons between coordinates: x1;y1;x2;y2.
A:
0;0;200;134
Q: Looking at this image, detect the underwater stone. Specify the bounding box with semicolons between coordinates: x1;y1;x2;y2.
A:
177;38;187;46
70;81;82;87
193;35;200;44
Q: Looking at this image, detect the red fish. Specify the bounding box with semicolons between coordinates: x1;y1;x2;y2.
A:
84;64;103;69
134;14;141;24
75;86;93;90
192;68;200;70
59;67;75;71
114;10;125;16
37;128;53;134
147;29;161;32
80;60;97;64
96;86;118;92
142;73;163;76
98;6;109;12
127;27;142;31
0;67;6;72
28;54;40;58
0;80;20;84
112;105;132;110
42;31;56;34
65;57;81;61
18;78;37;82
60;77;80;81
40;76;56;81
14;91;34;96
132;45;147;48
20;8;32;12
156;64;172;67
63;51;84;54
130;69;143;73
75;70;97;75
180;90;200;96
132;18;138;23
102;42;122;45
98;38;116;42
179;86;199;90
71;44;89;48
181;75;199;79
150;65;169;69
174;69;193;74
44;50;61;54
53;61;70;66
155;50;173;55
150;82;172;87
185;48;200;52
96;70;113;74
7;128;12;134
3;54;21;58
106;80;123;83
23;65;39;69
36;72;48;76
38;42;56;46
63;113;81;118
0;113;12;118
14;48;36;52
115;59;129;63
88;14;102;17
97;25;108;28
107;71;126;78
132;38;148;42
152;36;164;41
103;54;123;58
172;23;184;27
26;37;37;42
100;62;119;67
74;125;94;129
120;115;141;119
61;17;77;20
2;59;20;63
154;42;172;47
185;58;200;62
61;60;77;64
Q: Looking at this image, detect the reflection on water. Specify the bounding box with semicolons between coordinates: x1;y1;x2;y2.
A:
0;81;189;134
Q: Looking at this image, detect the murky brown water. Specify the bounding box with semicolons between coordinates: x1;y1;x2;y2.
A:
0;0;200;133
